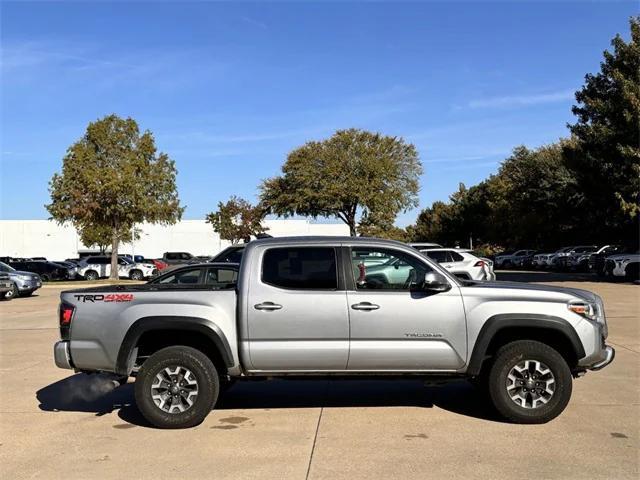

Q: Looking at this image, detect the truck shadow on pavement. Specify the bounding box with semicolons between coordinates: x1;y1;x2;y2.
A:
36;374;501;428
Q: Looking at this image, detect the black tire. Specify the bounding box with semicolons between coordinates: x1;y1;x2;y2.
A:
84;270;99;281
5;283;19;300
135;346;219;429
40;274;50;282
129;269;143;281
488;340;572;424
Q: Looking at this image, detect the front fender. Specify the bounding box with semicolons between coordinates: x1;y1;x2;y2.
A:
466;313;586;376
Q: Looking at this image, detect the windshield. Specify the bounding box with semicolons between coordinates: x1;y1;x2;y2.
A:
0;262;15;272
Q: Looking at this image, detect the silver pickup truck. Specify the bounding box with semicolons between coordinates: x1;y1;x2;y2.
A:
54;236;614;429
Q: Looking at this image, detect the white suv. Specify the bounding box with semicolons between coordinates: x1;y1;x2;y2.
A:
77;256;156;281
606;252;640;280
420;248;496;281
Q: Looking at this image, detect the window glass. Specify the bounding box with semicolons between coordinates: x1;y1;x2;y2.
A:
352;248;432;290
156;268;202;285
219;248;244;263
89;257;110;265
205;267;238;288
449;251;465;262
262;247;337;290
165;253;178;260
425;251;448;263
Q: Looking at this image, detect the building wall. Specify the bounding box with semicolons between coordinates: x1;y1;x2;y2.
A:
0;219;350;260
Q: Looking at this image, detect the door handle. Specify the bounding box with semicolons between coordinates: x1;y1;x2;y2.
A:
351;302;380;311
254;301;283;311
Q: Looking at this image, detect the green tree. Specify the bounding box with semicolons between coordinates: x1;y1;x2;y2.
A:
47;114;184;279
565;16;640;241
205;196;267;244
489;142;582;247
358;223;409;242
78;223;127;254
260;128;422;236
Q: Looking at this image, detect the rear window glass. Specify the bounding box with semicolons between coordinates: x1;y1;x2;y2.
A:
262;247;337;290
155;269;202;285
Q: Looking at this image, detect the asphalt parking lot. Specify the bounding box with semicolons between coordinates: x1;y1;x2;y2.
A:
0;272;638;479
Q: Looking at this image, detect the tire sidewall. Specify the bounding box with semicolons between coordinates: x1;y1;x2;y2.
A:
489;341;572;424
4;283;18;300
130;269;143;281
135;346;219;429
85;271;98;281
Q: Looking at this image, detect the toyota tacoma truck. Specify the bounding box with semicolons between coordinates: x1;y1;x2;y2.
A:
53;237;615;429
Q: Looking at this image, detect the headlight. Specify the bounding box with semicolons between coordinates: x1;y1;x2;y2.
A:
18;275;32;280
568;297;607;337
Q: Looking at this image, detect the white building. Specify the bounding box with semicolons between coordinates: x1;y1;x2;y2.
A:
0;219;349;260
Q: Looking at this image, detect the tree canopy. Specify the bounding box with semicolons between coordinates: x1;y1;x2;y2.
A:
410;17;639;250
260;128;422;236
205;196;268;244
47;114;183;278
565;16;639;238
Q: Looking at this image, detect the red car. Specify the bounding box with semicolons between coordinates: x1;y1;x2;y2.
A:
152;259;168;271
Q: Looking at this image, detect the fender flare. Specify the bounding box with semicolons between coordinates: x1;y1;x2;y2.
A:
115;316;234;376
466;313;586;376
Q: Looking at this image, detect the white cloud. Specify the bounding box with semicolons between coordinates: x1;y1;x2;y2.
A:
241;16;268;30
468;90;574;109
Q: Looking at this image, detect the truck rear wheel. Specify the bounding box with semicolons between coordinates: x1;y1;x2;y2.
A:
134;346;219;429
488;340;572;424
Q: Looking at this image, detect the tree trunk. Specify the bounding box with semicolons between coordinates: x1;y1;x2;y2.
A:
110;233;120;280
349;220;357;237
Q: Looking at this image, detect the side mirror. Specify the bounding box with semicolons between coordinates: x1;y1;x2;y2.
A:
420;272;451;292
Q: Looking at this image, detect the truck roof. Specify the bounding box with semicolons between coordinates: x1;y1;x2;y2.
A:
249;235;410;248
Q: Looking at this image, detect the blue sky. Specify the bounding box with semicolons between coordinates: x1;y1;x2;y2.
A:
1;1;636;226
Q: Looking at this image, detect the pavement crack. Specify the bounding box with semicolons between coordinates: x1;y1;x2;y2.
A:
305;380;329;480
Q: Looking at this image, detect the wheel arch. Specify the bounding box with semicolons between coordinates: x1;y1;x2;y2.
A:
467;314;586;376
115;316;234;376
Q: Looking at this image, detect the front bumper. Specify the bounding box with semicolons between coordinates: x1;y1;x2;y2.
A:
18;279;41;291
590;346;615;371
579;345;615;371
54;341;74;369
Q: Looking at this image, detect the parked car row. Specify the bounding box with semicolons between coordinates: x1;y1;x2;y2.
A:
492;244;639;281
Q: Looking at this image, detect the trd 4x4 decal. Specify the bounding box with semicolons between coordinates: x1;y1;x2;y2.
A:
73;294;134;303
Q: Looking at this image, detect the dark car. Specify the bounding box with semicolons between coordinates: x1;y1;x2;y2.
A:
589;245;625;276
8;260;76;281
210;245;246;264
162;252;196;266
148;263;239;289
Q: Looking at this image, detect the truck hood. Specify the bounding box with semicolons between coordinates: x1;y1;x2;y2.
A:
462;280;599;303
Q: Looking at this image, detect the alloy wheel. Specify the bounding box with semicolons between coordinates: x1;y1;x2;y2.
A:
506;359;555;409
151;366;199;414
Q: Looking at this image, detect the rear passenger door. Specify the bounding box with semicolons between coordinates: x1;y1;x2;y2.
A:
246;246;349;371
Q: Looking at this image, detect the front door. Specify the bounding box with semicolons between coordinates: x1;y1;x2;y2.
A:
246;246;349;371
347;246;467;371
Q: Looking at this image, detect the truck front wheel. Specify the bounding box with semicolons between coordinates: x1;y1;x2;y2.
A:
488;340;572;424
134;346;219;429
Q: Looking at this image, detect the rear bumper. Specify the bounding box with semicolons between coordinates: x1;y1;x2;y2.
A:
54;341;74;370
